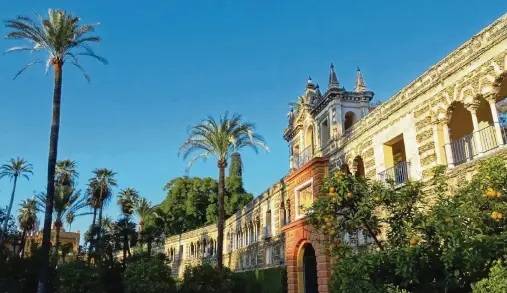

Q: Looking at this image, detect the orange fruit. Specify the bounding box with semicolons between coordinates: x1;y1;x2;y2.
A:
444;218;451;223
487;188;496;197
329;187;335;193
409;239;418;246
347;192;352;198
496;192;503;198
497;213;503;219
491;211;499;219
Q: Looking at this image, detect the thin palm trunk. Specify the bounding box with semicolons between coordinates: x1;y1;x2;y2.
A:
123;231;128;263
20;228;27;258
1;175;18;243
68;223;72;232
147;241;152;255
37;61;63;293
96;187;104;246
217;165;226;268
54;224;61;257
88;207;97;261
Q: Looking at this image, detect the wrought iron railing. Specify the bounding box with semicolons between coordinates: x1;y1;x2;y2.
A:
296;145;313;168
378;161;410;187
445;124;506;166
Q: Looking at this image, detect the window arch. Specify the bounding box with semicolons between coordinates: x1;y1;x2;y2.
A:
344;111;357;131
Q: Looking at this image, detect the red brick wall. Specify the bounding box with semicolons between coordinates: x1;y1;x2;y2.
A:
282;157;331;293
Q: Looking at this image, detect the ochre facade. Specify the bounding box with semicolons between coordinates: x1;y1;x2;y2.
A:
163;13;507;292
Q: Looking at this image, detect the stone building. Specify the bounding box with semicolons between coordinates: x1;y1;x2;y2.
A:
163;12;507;293
22;223;80;257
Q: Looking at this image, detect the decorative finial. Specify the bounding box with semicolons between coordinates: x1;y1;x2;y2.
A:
355;66;366;92
306;76;316;89
328;63;339;89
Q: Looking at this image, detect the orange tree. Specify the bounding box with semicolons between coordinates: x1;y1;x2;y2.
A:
306;157;507;293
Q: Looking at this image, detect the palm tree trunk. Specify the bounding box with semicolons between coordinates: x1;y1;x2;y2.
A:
1;175;18;243
147;241;152;255
37;61;63;293
123;232;127;263
54;224;61;259
97;204;104;248
20;228;27;258
88;207;97;262
217;165;226;269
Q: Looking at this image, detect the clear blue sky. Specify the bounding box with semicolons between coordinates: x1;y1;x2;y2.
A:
0;0;505;240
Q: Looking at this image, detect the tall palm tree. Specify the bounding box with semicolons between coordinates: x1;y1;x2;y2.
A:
65;212;75;232
35;185;88;256
117;188;139;262
5;10;106;292
88;168;117;246
179;113;268;268
0;157;33;243
56;160;78;187
134;198;154;233
18;198;39;258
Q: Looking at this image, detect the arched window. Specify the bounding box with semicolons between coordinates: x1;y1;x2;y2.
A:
344;111;357;131
353;156;365;177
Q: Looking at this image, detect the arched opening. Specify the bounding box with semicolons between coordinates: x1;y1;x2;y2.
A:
340;163;351;174
344;111;356;131
304;126;314;150
298;243;318;293
448;102;475;165
352;156;365;177
255;216;261;242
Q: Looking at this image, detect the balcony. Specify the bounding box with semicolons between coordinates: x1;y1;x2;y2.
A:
445;124;506;166
263;226;272;239
296;145;313;168
378;161;410;187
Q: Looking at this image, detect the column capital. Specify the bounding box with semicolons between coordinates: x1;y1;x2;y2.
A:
466;101;481;113
483;92;498;104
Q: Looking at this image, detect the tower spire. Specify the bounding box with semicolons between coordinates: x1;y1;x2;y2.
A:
355;66;366;92
328;63;339;89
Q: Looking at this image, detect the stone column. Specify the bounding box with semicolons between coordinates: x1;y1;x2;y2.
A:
467;103;483;156
485;94;505;147
432;123;443;165
442;123;454;168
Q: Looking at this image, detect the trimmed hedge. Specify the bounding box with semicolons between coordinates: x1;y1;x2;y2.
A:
235;266;287;293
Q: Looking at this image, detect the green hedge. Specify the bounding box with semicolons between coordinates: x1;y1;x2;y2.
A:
235;266;287;293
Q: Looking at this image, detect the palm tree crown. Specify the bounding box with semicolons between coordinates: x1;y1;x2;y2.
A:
5;9;107;80
179;112;269;170
0;157;33;181
89;168;117;207
117;188;140;217
56;160;78;187
18;198;39;232
135;198;154;232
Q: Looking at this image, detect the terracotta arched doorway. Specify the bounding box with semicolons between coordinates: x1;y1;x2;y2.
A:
298;242;318;293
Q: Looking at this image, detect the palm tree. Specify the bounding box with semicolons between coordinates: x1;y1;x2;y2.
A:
5;10;106;292
117;188;139;217
65;212;75;232
117;188;139;262
18;198;39;258
179;113;268;268
0;157;33;243
139;225;163;255
135;198;154;233
88;168;117;245
35;185;88;256
56;160;78;187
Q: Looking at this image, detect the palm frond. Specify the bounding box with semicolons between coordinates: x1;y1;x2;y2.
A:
13;60;42;79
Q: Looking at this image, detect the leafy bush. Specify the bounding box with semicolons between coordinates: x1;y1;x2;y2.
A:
57;260;101;293
472;260;507;293
235;267;287;293
124;256;176;293
178;264;245;293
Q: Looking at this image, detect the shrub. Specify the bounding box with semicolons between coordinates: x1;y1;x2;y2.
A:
472;260;507;293
235;267;287;293
124;257;176;293
57;260;101;293
178;264;245;293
